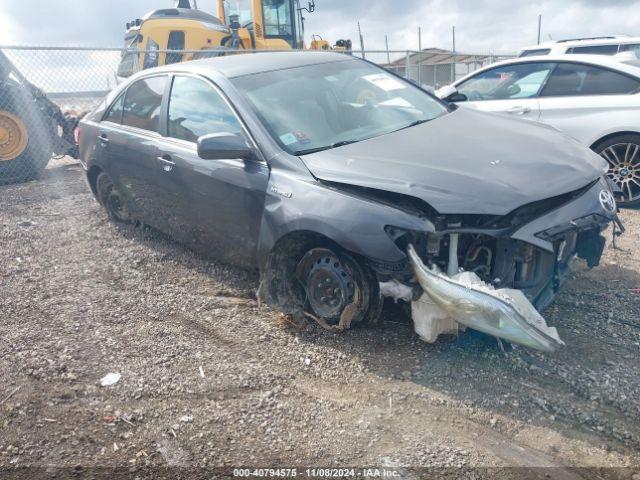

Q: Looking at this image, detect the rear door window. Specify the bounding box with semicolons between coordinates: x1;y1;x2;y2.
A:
518;49;551;57
167;76;242;143
540;63;640;96
619;43;640;58
122;76;167;132
567;44;619;55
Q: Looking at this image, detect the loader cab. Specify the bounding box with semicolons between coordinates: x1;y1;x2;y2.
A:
117;7;231;78
218;0;305;49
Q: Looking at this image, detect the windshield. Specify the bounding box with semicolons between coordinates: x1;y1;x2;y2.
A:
232;59;448;155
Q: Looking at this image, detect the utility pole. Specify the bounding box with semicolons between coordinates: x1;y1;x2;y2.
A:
418;27;422;85
452;25;456;52
537;14;542;45
385;35;390;64
358;22;365;59
451;25;456;85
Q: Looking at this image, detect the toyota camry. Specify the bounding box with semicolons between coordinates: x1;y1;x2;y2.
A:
78;52;624;352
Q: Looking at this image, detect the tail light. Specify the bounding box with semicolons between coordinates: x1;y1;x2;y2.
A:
74;126;82;146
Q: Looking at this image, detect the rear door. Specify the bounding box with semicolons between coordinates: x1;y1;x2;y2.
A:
537;62;640;144
155;74;269;265
453;62;555;120
97;75;169;229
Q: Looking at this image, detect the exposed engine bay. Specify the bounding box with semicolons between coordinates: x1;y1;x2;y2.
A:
380;223;613;352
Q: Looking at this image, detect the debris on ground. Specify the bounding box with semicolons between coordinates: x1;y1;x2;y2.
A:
99;373;121;387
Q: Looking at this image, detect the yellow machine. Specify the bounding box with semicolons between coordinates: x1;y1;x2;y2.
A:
218;0;352;50
117;0;351;77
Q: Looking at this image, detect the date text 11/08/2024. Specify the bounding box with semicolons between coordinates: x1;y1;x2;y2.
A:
233;468;402;478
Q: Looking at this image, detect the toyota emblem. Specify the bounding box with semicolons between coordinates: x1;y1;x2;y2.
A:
599;190;617;214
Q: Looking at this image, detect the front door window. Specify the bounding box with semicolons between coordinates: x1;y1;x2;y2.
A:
457;63;555;101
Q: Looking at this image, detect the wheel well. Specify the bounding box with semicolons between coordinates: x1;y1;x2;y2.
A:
87;165;103;195
590;131;640;150
257;230;354;315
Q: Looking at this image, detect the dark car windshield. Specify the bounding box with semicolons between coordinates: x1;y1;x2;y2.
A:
232;59;448;155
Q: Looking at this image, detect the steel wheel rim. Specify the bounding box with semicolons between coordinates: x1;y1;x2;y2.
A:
305;253;356;319
600;142;640;202
0;110;28;161
104;184;128;222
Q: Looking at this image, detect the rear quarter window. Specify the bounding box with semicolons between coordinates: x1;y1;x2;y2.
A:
103;93;125;124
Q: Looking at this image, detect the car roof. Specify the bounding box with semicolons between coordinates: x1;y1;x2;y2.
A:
521;35;639;51
147;51;354;79
453;54;640;84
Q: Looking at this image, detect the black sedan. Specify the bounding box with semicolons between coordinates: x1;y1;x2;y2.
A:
78;52;622;351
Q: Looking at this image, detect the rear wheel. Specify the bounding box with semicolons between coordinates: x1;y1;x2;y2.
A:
595;134;640;208
96;172;131;223
296;247;383;328
0;88;54;185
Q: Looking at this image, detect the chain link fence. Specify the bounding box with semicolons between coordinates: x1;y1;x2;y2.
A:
0;46;513;186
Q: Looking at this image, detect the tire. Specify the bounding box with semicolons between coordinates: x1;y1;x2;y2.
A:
594;134;640;208
0;87;55;185
296;247;383;328
96;172;131;223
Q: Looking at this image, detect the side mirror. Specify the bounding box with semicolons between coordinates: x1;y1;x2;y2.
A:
436;84;468;103
197;132;254;160
448;92;468;102
435;84;458;100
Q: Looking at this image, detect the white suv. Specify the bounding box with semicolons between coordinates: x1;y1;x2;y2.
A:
436;55;640;206
519;35;640;59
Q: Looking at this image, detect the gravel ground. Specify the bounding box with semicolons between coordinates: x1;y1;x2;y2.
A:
1;158;639;479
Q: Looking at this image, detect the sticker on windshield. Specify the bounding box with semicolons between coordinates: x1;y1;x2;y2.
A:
279;133;298;145
363;73;406;91
294;131;311;145
379;97;412;107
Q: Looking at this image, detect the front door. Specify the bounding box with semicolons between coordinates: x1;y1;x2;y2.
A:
453;61;556;122
155;75;269;266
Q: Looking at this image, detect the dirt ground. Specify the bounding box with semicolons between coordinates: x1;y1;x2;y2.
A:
1;158;639;479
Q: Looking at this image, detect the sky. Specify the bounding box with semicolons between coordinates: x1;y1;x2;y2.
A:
0;0;639;54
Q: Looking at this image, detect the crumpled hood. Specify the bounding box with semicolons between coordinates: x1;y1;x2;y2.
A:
301;108;607;215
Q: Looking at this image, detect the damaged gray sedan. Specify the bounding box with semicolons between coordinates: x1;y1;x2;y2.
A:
79;52;624;352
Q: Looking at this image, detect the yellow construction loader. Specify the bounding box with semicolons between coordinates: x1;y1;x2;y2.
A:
0;51;78;184
117;0;351;77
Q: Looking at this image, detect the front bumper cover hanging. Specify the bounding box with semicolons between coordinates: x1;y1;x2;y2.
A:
407;244;565;352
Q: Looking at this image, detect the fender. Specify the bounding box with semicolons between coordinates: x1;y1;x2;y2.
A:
256;169;434;271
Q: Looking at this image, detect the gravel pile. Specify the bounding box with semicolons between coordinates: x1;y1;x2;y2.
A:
1;159;639;478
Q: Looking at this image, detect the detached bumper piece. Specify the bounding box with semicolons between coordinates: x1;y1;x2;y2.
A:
407;245;564;352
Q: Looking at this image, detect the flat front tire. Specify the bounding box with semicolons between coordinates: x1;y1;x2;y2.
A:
296;247;383;328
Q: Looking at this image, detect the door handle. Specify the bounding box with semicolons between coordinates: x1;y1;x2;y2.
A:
97;134;109;144
157;155;175;172
506;106;531;115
